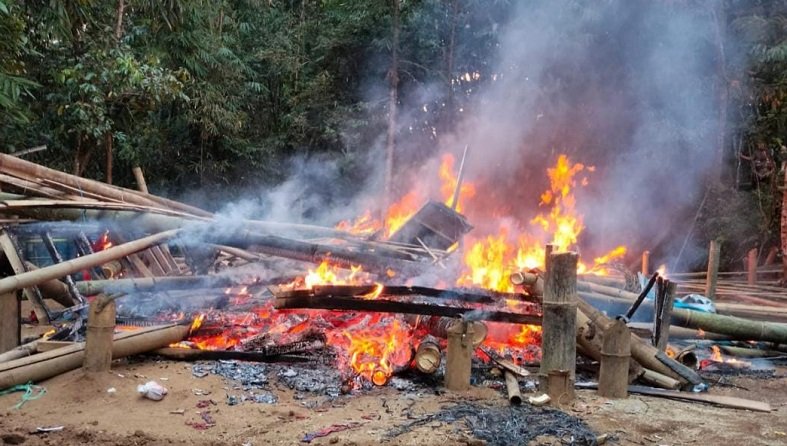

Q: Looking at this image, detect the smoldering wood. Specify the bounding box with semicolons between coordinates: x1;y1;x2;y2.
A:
0;229;179;296
151;348;310;363
273;294;541;325
0;324;189;389
540;252;578;393
282;284;539;305
480;346;532;377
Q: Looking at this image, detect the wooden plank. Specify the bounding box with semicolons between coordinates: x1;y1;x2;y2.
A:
602;384;771;412
158;244;182;273
123;255;153;278
140;249;166;276
0;231;49;323
0;291;20;354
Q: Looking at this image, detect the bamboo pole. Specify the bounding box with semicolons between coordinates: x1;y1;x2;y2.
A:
747;248;758;286
0;230;179;296
0;339;39;363
670;309;787;344
23;262;73;307
445;321;474;391
131;166;148;194
0;231;50;323
0;324;189;389
642;250;650;275
706;240;721;299
83;295;116;373
73;275;244;295
540;252;578;395
0;291;19;354
414;336;441;374
655;281;677;351
504;371;522;405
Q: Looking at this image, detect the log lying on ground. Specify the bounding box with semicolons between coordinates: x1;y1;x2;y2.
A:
152;348;310;363
505;371;523;405
0;324;189;388
23;261;73;307
0;230;179;296
580;285;787;343
0;339;40;363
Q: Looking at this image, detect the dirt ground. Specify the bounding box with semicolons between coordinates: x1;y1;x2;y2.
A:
1;356;785;446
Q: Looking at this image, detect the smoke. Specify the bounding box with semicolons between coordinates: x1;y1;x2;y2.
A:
431;0;723;267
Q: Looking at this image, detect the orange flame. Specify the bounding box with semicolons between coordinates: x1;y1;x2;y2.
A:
439;153;476;212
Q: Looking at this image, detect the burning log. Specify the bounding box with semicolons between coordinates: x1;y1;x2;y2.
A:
505;371;523;405
598;319;630;399
539;252;577;399
0;229;179;296
152;348;310;363
414;336;441;374
274;293;541;325
0;323;189;389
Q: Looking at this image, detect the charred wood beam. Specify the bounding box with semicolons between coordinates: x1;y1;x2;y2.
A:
151;348;310;363
273;295;541;325
278;285;539;305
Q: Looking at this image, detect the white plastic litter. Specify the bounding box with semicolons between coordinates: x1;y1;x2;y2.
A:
137;381;168;401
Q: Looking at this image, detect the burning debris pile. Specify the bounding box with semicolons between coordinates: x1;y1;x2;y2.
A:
0;151;784;421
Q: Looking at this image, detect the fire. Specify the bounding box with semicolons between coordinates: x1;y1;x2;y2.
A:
327;316;413;385
303;262;368;289
439;153;475;211
459;154;628;291
93;230;113;251
710;345;723;362
335;209;379;235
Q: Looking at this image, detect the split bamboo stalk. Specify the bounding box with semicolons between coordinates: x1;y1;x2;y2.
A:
706;240;721;299
0;230;179;296
655;281;677;351
0;323;189;389
540;252;577;393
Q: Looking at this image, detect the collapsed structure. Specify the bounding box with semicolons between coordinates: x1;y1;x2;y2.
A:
0;151;784;416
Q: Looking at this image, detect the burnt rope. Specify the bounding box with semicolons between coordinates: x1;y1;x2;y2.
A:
618;272;659;322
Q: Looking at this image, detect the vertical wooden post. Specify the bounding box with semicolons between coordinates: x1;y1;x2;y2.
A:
705;239;720;300
655;281;677;352
747;248;758;286
598;319;630;399
0;231;50;323
132;166;149;194
543;244;555;287
83;295;116;373
0;291;20;354
539;252;578;400
641;250;650;275
445;320;474;391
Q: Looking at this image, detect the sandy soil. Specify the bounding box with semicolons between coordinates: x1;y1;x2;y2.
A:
1;357;785;446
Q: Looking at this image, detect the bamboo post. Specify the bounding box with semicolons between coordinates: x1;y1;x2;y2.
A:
747;248;758;286
642;250;650;275
705;240;720;299
83;295;116;373
504;371;522;405
655;281;677;352
132;166;149;194
539;252;578;398
598;319;630;398
0;291;20;354
445;320;474;391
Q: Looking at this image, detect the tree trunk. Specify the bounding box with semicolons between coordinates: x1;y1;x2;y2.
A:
442;0;459;131
114;0;125;41
105;132;113;185
782;167;787;285
383;0;400;220
712;2;728;183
